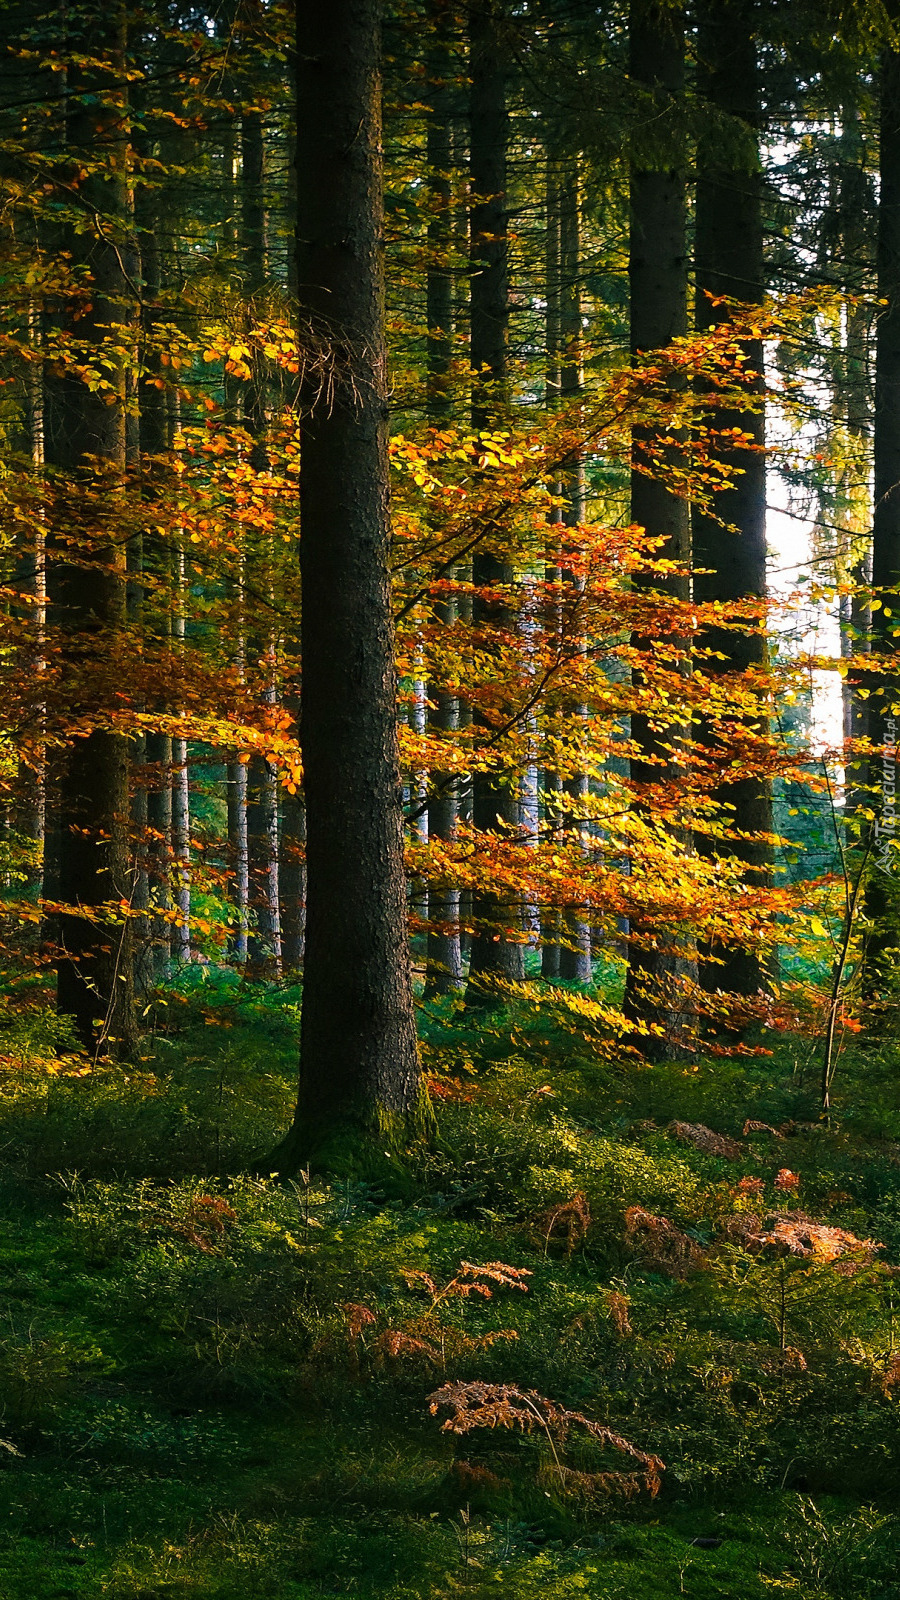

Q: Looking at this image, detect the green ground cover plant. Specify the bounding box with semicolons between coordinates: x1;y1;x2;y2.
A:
0;973;899;1596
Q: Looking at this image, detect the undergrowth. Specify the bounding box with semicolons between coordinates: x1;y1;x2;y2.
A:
0;967;899;1595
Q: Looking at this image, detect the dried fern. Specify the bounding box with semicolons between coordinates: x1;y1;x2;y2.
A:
427;1380;663;1499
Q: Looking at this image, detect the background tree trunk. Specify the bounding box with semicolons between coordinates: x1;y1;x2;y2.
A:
424;0;463;997
46;10;136;1054
464;0;525;1004
556;157;591;985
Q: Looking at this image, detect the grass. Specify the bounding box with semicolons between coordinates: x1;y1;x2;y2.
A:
0;969;899;1596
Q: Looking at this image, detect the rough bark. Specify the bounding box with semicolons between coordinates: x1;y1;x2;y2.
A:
556;159;591;985
863;49;900;1007
46;11;136;1054
622;0;691;1052
137;163;174;979
693;0;772;1001
541;158;563;980
271;0;423;1165
424;0;464;997
464;0;525;1005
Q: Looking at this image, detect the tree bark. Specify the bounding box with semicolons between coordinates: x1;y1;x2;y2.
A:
693;0;772;1001
863;48;900;1007
271;0;423;1165
464;0;526;1005
46;10;136;1055
556;157;591;985
623;0;691;1052
424;0;464;997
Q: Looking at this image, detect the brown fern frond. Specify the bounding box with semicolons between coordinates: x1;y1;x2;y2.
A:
158;1195;237;1253
403;1260;532;1304
343;1302;377;1342
448;1262;533;1298
606;1290;633;1337
400;1269;438;1296
539;1461;662;1502
426;1380;663;1498
534;1192;591;1255
625;1206;705;1277
720;1211;882;1264
670;1121;743;1160
375;1328;441;1366
879;1353;900;1394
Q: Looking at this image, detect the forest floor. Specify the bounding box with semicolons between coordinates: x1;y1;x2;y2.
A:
0;967;899;1598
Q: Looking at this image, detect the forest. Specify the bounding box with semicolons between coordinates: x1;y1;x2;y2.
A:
3;0;900;1594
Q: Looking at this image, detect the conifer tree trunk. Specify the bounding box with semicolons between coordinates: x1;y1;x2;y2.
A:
834;107;873;824
556;158;591;985
271;0;423;1164
239;68;282;979
46;11;136;1053
20;292;46;902
424;0;463;997
693;0;772;1000
171;532;191;966
464;0;525;1004
863;48;900;1006
137;151;174;977
623;0;691;1051
541;158;563;979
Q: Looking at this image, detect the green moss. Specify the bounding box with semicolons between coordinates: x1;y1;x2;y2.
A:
1;996;900;1596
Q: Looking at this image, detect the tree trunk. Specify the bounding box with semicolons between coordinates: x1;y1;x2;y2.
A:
556;157;591;985
863;48;900;1007
424;1;463;997
247;748;282;978
271;0;423;1166
835;107;873;824
464;0;525;1005
46;11;136;1055
623;0;691;1052
693;0;772;1001
541;157;563;979
136;150;174;980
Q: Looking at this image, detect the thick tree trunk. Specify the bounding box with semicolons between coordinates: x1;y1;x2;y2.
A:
623;0;691;1052
693;0;772;1001
272;0;423;1165
46;12;136;1055
863;49;900;1007
464;0;525;1005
